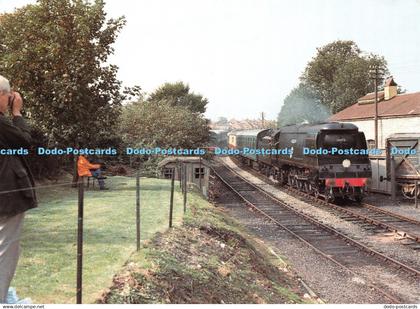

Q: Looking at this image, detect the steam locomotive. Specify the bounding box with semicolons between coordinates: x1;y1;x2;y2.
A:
227;122;372;203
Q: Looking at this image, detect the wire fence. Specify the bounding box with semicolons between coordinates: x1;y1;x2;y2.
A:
1;165;191;304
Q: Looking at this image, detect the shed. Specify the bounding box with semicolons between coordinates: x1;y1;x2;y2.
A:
157;156;210;197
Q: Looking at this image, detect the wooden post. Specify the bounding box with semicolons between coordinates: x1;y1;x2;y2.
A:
136;170;141;251
183;164;187;213
169;169;175;228
415;180;418;209
76;177;85;304
391;156;396;201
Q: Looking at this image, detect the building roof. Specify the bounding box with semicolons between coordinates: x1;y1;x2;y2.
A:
330;92;420;121
158;156;210;169
357;91;385;103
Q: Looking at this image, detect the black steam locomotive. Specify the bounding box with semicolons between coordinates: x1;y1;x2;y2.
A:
228;123;372;203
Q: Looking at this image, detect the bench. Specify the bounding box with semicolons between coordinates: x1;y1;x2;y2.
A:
86;176;107;189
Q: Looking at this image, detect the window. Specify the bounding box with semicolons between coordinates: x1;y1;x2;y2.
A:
367;139;375;150
194;167;205;179
163;168;174;179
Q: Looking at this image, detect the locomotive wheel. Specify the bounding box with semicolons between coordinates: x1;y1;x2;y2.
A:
326;191;335;203
279;172;287;185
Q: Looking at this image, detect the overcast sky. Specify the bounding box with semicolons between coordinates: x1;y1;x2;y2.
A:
1;0;420;120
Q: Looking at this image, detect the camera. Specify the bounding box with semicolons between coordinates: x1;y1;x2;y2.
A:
8;92;16;110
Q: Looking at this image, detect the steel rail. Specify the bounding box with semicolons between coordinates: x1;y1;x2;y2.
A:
230;157;420;245
286;186;420;243
212;163;405;303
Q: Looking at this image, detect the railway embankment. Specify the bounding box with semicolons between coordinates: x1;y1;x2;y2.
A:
100;187;312;304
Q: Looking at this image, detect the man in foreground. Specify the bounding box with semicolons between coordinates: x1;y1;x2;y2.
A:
0;75;37;303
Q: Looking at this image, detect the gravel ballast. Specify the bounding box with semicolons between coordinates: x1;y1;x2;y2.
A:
214;157;420;303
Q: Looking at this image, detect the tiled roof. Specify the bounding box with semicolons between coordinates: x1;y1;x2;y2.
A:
357;91;385;103
330;92;420;121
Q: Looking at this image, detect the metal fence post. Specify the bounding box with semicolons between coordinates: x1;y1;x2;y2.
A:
183;163;187;213
199;155;202;190
169;169;175;228
178;162;182;188
136;170;141;251
76;176;85;304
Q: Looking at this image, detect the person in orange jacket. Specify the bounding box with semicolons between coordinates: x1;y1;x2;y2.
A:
77;155;108;190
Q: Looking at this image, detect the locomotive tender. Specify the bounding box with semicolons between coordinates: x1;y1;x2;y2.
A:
228;122;372;202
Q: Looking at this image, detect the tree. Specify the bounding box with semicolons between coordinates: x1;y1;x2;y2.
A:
119;100;209;150
148;82;208;114
215;117;229;126
301;40;388;113
277;83;330;126
0;0;126;148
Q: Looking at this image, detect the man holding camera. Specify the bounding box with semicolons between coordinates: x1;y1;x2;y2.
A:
0;75;37;303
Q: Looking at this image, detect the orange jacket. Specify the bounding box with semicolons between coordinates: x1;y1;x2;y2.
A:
77;155;100;177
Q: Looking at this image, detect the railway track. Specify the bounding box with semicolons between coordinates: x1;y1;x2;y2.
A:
211;160;420;303
284;186;420;250
230;157;420;250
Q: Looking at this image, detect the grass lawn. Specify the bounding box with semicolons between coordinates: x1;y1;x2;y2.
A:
12;176;186;304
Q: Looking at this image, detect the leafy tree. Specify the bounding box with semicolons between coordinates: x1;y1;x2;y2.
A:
277;83;330;126
148;82;208;114
301;40;388;113
215;116;229;126
120;100;209;150
0;0;126;148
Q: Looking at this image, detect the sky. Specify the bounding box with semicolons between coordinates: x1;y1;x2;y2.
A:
1;0;420;121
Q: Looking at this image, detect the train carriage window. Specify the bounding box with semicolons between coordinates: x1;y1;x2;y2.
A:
367;139;375;150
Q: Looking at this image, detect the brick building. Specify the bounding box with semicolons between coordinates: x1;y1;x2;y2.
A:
329;78;420;193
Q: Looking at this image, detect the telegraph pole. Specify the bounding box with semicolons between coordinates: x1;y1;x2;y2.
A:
374;68;379;149
369;67;383;149
261;112;265;128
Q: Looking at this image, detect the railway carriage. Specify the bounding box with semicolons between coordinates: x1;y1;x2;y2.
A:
386;133;420;199
232;129;270;168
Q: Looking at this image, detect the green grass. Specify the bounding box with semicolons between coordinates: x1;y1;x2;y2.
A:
12;176;185;304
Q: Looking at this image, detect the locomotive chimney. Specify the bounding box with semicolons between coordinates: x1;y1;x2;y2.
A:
384;77;398;100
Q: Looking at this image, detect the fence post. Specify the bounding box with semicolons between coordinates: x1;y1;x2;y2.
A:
391;156;396;201
76;176;85;304
178;162;182;188
183;163;187;213
136;170;141;251
415;180;418;209
169;169;175;228
199;155;202;190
